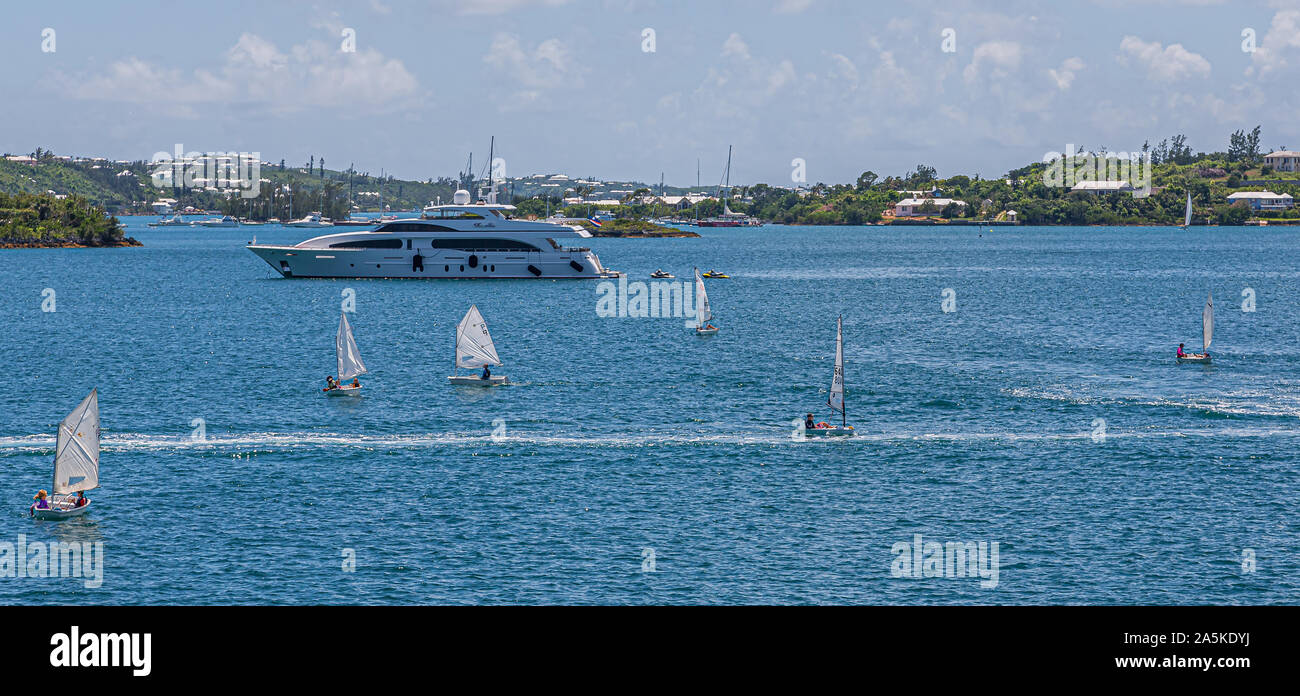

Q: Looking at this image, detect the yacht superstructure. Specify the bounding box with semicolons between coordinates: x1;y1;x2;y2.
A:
246;190;618;279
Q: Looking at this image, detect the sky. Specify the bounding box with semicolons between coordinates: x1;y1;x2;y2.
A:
2;0;1298;186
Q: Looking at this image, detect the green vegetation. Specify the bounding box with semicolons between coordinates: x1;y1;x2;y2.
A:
577;218;699;237
5;126;1297;228
0;192;139;247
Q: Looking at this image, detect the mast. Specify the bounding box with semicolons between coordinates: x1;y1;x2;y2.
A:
487;136;495;204
841;315;846;428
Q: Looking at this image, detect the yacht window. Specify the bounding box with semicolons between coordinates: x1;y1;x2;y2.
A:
406;239;412;250
376;222;457;233
428;238;540;252
329;238;403;249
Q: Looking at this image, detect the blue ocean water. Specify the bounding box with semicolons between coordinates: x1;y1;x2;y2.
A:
1;219;1297;604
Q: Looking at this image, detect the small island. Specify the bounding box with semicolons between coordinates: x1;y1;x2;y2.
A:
0;192;140;248
574;218;700;238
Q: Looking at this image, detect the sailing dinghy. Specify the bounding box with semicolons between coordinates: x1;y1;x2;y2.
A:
694;267;719;335
1177;292;1213;364
448;305;508;386
805;316;855;437
1181;191;1193;229
327;312;367;395
31;389;99;521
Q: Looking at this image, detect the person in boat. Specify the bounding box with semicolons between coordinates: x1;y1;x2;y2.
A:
805;413;815;429
703;323;718;331
31;490;50;513
482;364;492;380
324;376;337;391
75;492;89;508
1177;343;1185;358
349;378;360;388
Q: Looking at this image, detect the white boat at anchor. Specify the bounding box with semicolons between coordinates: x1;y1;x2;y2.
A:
286;212;333;228
325;313;368;395
246;189;618;280
803;315;855;437
1177;292;1213;364
31;389;100;521
449;305;508;386
196;215;240;227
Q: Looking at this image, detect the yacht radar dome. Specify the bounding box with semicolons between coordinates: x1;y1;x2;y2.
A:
453;189;471;205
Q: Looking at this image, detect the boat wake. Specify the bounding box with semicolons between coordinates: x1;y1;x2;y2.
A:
2;424;1300;454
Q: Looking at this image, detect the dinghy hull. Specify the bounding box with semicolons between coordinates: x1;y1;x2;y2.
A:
1176;355;1211;364
805;427;855;437
448;375;508;387
326;385;363;396
695;328;719;336
32;501;91;521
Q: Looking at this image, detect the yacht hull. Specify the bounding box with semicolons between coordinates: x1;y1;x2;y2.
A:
248;245;617;279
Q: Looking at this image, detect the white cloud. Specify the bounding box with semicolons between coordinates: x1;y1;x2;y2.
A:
774;0;813;13
1249;9;1300;77
1048;56;1085;90
963;41;1023;83
484;33;580;90
1118;35;1211;81
451;0;572;15
59;33;417;111
721;33;751;60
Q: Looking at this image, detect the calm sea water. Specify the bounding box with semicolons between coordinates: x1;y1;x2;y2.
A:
1;218;1297;604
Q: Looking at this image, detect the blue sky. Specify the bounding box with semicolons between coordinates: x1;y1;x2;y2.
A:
2;0;1297;185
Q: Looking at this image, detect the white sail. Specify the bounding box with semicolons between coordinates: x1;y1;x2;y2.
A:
1184;192;1192;227
456;305;502;369
828;316;845;415
1202;292;1214;353
694;268;712;327
336;313;368;382
53;389;99;494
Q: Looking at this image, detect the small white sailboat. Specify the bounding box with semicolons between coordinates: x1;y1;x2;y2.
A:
31;389;99;521
1181;191;1193;229
804;315;855;437
693;267;719;335
448;305;508;386
326;313;367;395
1177;292;1213;364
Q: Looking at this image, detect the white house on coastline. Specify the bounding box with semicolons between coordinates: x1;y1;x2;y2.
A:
894;197;967;216
1263;151;1300;172
1071;180;1134;193
1226;191;1294;211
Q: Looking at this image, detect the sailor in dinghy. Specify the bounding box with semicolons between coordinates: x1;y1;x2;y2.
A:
31;389;100;521
326;312;368;395
1176;292;1214;364
448;305;509;386
693;267;719;335
804;316;855;437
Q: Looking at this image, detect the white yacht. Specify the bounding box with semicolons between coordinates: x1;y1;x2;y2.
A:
286;212;332;228
246;189;619;279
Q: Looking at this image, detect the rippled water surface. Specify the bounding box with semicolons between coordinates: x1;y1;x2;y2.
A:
2;220;1297;604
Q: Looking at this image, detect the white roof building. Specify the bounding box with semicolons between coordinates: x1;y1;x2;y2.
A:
1227;191;1294;210
1071;180;1134;192
1264;151;1300;172
894;197;967;216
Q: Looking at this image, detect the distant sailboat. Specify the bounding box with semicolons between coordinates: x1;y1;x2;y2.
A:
1181;191;1193;228
327;313;367;394
804;316;855;437
694;267;718;335
1177;292;1213;364
448;305;508;386
31;389;99;520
